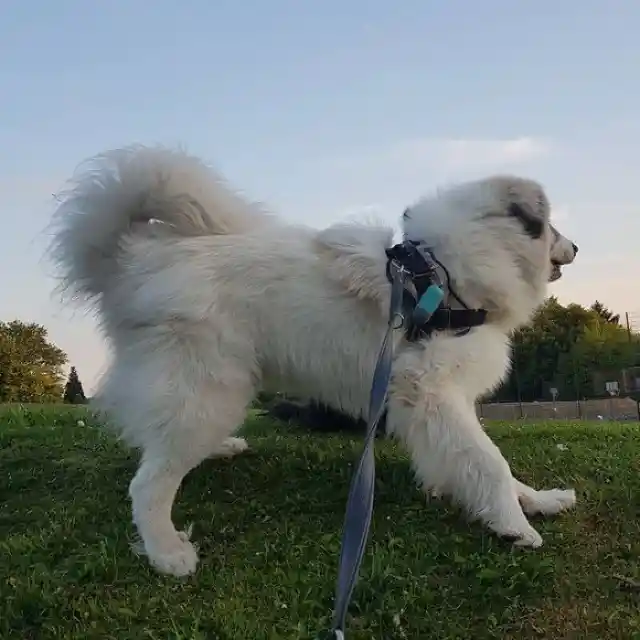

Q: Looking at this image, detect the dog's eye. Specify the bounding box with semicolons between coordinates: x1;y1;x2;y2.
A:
508;203;544;239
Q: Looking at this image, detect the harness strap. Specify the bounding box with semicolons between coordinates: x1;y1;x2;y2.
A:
405;308;487;342
427;308;487;330
385;240;488;340
329;264;406;639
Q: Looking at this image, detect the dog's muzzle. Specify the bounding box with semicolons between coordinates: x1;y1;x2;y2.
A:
549;242;578;282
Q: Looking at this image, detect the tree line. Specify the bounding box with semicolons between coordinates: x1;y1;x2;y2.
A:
1;297;638;405
490;298;639;403
0;320;86;404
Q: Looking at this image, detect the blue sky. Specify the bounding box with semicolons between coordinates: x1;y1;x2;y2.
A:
1;0;639;391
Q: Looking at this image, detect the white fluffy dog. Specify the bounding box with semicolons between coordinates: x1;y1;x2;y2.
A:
50;146;578;577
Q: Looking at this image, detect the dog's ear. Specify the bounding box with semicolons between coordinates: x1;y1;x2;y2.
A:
507;202;544;239
314;224;393;304
496;177;550;240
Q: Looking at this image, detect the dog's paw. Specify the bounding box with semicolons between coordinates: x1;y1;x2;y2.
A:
520;488;577;517
490;520;543;549
144;530;199;577
511;526;544;549
213;437;249;459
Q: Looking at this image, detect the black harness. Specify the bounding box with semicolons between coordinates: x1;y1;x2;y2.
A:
385;240;488;341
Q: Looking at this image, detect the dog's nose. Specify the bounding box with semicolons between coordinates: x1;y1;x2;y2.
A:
572;243;578;255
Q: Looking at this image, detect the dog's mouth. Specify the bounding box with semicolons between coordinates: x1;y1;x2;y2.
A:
549;261;562;282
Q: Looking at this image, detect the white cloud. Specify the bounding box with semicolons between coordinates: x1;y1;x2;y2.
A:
292;135;553;228
388;136;550;174
311;135;553;197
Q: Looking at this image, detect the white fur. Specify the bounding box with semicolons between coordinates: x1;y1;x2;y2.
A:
49;146;578;576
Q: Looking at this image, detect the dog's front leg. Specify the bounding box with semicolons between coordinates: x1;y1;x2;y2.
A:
514;478;576;517
387;389;543;548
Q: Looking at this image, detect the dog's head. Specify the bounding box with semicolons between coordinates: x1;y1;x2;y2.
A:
402;175;577;328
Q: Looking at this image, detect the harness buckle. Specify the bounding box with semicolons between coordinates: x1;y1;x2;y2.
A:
385;240;487;341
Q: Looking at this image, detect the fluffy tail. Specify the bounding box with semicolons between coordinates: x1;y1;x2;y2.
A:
49;145;268;300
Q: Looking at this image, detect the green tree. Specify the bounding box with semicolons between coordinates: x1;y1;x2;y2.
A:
63;366;87;404
0;320;67;403
494;298;638;402
567;319;639;396
590;300;621;325
504;298;594;401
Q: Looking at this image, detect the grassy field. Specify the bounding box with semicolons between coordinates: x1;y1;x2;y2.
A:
1;405;639;639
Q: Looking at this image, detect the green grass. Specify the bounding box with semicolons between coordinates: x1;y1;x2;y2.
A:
1;406;639;639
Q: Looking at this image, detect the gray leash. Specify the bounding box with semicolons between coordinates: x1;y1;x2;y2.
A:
329;264;407;640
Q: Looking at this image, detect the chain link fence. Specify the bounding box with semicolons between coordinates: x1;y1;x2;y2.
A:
477;396;640;421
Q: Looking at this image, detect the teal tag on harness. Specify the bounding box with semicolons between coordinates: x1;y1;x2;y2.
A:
413;285;444;323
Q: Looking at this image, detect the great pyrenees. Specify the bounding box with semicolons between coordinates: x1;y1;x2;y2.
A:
50;145;578;577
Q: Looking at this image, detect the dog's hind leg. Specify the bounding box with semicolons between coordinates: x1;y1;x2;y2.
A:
388;388;543;548
100;327;256;577
514;479;576;517
128;386;253;577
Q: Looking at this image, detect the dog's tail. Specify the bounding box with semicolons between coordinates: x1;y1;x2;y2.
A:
49;145;269;300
